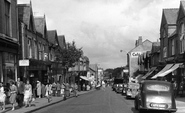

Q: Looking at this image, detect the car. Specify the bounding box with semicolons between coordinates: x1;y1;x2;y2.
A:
121;83;127;95
134;80;177;113
112;78;124;93
126;82;139;98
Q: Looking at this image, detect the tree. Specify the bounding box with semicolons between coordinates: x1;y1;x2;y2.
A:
60;41;83;69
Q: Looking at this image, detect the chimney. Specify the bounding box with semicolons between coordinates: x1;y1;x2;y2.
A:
135;40;138;47
138;36;142;45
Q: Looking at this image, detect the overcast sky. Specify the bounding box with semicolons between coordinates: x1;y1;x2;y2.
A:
18;0;180;69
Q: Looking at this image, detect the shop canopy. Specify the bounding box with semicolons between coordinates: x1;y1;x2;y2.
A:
155;63;182;78
80;76;89;81
141;67;157;79
151;64;174;79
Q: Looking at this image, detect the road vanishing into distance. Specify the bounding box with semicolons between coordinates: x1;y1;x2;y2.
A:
34;87;179;113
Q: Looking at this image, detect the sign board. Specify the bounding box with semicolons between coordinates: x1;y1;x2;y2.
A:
130;52;142;58
19;60;29;66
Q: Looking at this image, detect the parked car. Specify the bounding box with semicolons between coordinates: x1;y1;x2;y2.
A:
122;83;127;95
126;82;139;98
134;80;177;113
112;78;123;93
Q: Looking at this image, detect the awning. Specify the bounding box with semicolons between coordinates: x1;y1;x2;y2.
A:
151;64;174;79
142;67;157;79
156;63;182;78
80;76;89;81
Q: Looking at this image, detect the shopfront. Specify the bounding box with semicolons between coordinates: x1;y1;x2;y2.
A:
0;52;17;84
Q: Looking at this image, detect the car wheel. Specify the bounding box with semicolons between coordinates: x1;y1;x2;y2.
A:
139;109;145;113
134;100;138;110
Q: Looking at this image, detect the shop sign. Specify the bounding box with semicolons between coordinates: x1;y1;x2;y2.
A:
131;52;142;58
19;60;29;66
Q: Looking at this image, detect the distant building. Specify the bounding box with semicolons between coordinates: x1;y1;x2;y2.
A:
127;36;153;81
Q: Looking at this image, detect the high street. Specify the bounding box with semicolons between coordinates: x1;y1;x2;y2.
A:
34;87;135;113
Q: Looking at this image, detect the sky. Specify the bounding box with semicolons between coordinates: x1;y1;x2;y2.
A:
18;0;181;69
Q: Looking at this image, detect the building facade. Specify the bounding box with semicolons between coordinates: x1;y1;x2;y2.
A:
0;0;19;84
127;36;153;82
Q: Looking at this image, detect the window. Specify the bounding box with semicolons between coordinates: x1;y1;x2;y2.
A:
163;47;167;58
179;23;185;53
172;39;175;55
42;44;45;60
38;43;42;60
34;41;37;59
28;39;32;58
5;0;10;36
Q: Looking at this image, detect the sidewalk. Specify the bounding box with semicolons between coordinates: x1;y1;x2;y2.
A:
175;97;185;113
0;90;94;113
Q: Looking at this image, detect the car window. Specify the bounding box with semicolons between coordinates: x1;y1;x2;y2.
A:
145;84;170;92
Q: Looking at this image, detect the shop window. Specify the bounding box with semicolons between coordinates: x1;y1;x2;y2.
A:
3;53;16;83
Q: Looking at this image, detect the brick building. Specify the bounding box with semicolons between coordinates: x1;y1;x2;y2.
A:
0;0;19;84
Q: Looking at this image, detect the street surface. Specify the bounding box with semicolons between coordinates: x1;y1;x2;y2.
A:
34;87;135;113
33;87;183;113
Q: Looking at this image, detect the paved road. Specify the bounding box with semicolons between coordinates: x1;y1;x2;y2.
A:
33;87;183;113
33;87;136;113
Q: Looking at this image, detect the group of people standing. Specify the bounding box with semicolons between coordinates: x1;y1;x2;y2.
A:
0;78;79;111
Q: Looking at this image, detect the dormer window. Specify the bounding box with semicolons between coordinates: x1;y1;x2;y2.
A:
179;23;185;53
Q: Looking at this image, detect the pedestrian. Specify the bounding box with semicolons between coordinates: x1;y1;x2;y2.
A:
61;83;65;99
74;83;78;97
9;81;17;111
36;81;41;98
16;78;25;107
65;83;70;97
180;81;184;96
173;81;177;98
0;83;6;111
56;82;61;97
52;82;56;96
45;83;52;103
24;80;32;107
41;83;46;98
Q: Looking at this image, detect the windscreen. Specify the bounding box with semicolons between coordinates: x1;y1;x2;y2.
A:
145;84;170;92
114;79;123;84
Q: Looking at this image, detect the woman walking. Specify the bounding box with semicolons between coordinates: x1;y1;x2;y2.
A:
9;81;17;111
45;83;52;103
24;80;32;107
0;83;6;110
36;81;41;98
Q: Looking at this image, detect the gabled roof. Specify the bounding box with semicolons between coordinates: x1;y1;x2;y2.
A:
89;64;98;72
163;8;179;24
58;35;66;49
177;1;185;22
34;16;47;38
128;39;153;53
18;2;36;31
47;30;58;46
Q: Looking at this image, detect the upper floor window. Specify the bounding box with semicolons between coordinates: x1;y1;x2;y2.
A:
163;47;167;58
5;0;10;36
180;23;185;53
34;41;37;59
38;43;42;60
28;39;32;58
171;39;175;55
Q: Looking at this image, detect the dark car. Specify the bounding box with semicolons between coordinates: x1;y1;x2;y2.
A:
112;78;123;93
134;80;177;113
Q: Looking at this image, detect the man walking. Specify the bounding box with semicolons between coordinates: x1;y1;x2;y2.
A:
16;78;25;107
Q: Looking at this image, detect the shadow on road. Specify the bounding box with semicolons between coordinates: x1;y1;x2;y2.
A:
131;107;172;113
